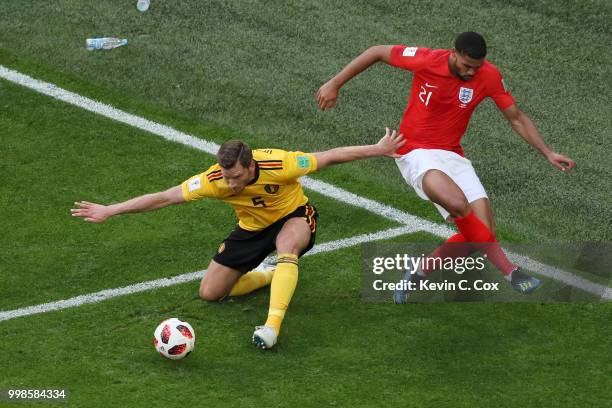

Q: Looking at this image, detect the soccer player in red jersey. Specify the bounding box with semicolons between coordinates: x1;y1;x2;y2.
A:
317;32;575;297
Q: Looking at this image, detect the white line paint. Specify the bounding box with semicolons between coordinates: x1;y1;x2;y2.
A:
507;253;611;300
0;65;609;301
0;226;416;322
303;225;416;256
0;272;204;323
301;178;455;237
0;66;221;155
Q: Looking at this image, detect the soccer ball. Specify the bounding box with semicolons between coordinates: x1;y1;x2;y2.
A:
153;318;195;360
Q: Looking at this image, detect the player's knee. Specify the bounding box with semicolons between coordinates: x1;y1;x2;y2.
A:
275;239;302;256
445;197;471;218
199;285;224;302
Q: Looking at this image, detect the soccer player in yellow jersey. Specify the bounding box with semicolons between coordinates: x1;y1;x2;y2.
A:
71;128;405;349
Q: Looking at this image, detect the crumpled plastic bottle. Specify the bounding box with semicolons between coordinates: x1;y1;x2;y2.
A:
86;38;128;51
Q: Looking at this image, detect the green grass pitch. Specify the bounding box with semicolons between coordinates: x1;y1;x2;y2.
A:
1;1;611;407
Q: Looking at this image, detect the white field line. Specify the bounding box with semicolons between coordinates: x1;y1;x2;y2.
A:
0;65;609;301
0;226;416;322
507;253;611;300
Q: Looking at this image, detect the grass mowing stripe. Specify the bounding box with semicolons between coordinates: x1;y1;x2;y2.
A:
1;64;609;299
0;63;448;236
0;65;220;154
0;226;416;322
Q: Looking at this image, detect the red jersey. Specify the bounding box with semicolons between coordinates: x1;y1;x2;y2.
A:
389;46;515;156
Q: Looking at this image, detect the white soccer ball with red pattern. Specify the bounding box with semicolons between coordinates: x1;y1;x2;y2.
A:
153;318;195;360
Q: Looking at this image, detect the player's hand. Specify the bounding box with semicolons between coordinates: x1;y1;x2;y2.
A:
70;201;113;223
376;128;406;158
316;80;340;110
546;152;575;172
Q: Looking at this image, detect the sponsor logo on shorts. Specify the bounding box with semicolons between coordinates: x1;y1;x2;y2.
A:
218;243;225;254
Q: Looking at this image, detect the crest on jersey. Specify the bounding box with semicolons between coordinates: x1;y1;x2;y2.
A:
188;177;201;192
264;184;280;194
402;46;418;57
458;87;474;104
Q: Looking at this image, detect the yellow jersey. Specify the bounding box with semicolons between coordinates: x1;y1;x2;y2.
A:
181;149;318;231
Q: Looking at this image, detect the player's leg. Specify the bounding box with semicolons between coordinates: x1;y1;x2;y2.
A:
421;169;471;218
199;259;274;299
198;260;242;301
228;263;275;297
422;169;514;271
253;212;314;349
466;197;538;291
468;197;495;235
205;226;278;300
421;197;494;271
393;169;476;302
394;152;539;297
419;194;494;276
423;169;540;293
267;217;311;329
394;154;477;302
419;169;476;270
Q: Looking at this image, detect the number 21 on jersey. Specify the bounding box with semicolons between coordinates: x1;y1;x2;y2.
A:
419;86;433;106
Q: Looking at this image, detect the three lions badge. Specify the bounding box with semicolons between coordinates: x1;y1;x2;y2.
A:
458;87;474;104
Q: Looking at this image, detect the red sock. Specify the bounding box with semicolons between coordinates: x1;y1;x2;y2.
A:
422;233;473;275
453;212;515;275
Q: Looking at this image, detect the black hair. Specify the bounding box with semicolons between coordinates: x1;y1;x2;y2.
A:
454;32;487;59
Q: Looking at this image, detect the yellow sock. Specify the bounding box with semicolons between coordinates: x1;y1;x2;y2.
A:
229;268;274;297
265;253;299;335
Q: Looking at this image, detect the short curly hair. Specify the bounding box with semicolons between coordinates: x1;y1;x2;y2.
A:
455;32;487;59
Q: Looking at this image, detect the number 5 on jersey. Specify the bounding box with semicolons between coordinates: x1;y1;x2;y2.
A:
252;196;266;207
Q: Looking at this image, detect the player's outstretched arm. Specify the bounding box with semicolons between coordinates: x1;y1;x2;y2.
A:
316;45;393;110
70;185;185;223
313;128;405;171
502;104;575;172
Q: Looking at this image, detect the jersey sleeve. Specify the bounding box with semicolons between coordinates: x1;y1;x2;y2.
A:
181;170;221;201
389;45;431;72
281;151;318;181
487;68;515;110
